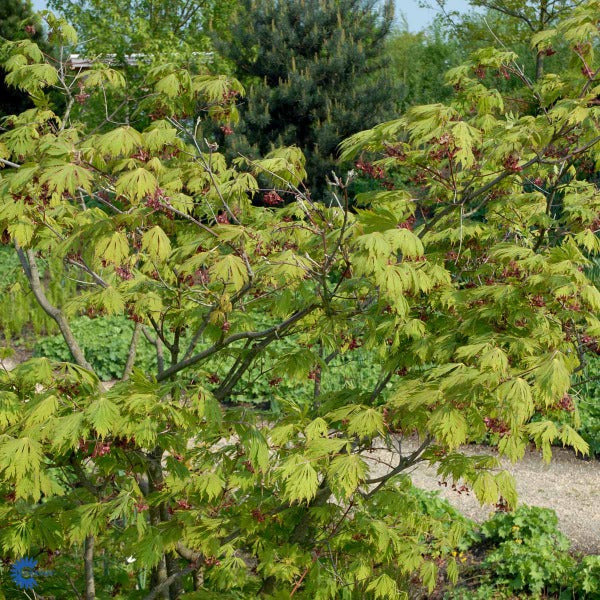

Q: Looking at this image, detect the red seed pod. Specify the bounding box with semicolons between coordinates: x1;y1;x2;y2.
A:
397;216;416;230
251;508;266;522
495;497;510;512
92;441;111;458
503;154;522;172
530;295;546;307
582;65;594;79
348;337;361;350
115;265;133;280
263;191;283;206
557;394;575;412
355;159;385;180
483;417;510;436
474;65;486;79
384;144;406;160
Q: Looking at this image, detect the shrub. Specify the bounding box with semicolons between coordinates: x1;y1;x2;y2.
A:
575;555;600;596
573;354;600;457
480;505;568;546
577;397;600;457
0;246;76;342
34;316;157;380
480;507;575;596
447;506;600;599
410;487;478;551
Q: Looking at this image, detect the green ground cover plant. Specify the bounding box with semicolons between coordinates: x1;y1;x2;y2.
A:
446;506;600;599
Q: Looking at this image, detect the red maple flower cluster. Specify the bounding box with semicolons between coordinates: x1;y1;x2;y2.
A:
355;159;385;179
263;191;284;206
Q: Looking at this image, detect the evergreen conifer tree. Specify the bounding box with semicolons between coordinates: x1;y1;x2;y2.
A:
217;0;397;198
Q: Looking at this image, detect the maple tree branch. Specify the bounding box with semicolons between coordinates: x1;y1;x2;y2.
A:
214;337;273;402
66;257;109;288
363;435;433;498
122;322;142;380
15;244;94;373
144;565;195;600
474;1;535;30
157;304;317;381
0;157;20;169
175;542;204;563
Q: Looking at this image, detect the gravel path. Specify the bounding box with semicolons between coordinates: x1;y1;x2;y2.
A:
366;440;600;554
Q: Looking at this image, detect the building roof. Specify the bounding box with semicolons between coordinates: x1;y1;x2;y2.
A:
67;53;213;70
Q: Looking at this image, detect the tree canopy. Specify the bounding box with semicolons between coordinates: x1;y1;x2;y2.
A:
0;0;47;117
47;0;238;55
434;0;580;79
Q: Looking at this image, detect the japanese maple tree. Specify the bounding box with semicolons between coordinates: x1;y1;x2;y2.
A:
0;4;599;598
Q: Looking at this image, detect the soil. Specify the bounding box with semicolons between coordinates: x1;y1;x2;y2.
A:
366;439;600;554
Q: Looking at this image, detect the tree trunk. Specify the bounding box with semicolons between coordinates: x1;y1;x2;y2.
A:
535;51;544;81
84;535;96;600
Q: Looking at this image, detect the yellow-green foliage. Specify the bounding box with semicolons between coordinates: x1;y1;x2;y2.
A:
0;5;600;598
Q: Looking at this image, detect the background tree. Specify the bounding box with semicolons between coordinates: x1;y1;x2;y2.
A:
0;0;46;118
216;0;398;198
385;19;464;112
47;0;238;56
44;0;240;133
432;0;579;80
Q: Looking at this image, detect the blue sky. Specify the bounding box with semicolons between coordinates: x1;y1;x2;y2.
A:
31;0;472;32
400;0;471;30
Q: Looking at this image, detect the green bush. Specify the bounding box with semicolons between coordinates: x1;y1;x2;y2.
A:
574;354;600;457
445;583;511;600
410;487;478;551
578;398;600;457
575;555;600;596
446;506;600;599
34;316;157;380
480;507;575;596
480;505;567;546
0;246;21;288
0;246;43;341
482;530;575;596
